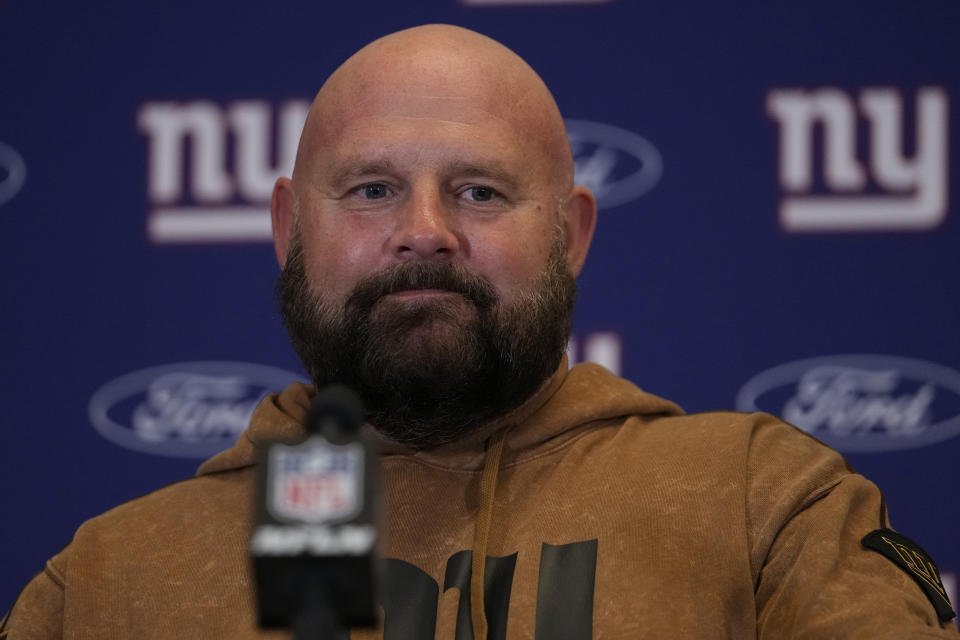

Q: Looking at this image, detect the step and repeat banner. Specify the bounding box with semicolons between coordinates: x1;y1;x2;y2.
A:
2;0;958;610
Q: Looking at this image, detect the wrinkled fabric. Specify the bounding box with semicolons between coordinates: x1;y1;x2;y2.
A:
3;362;956;639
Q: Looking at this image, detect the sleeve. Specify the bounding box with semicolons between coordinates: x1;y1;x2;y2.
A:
746;414;958;639
0;554;66;640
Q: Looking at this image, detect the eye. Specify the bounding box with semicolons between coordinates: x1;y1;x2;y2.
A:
355;183;391;199
462;185;498;202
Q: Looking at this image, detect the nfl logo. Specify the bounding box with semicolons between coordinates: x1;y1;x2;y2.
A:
267;439;364;523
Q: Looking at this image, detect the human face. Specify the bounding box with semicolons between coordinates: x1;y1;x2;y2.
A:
271;81;581;446
288;84;568;320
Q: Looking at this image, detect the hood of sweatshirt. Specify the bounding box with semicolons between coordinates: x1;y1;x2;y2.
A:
197;357;684;477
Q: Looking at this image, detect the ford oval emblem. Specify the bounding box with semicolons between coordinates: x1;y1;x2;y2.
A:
565;119;662;210
0;141;27;207
88;361;308;458
736;354;960;453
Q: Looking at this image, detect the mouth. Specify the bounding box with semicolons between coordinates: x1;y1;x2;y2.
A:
385;288;461;300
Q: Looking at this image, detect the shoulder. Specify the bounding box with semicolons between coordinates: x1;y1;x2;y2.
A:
70;466;254;554
55;468;255;603
545;407;854;503
611;408;847;469
582;409;859;523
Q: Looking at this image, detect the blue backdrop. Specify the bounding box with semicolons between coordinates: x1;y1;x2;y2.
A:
2;0;958;612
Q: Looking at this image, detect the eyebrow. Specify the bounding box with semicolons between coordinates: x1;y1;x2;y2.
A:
447;162;520;190
327;158;521;191
328;161;400;190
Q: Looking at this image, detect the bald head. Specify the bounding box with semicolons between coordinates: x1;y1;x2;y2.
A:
270;24;596;303
293;25;574;195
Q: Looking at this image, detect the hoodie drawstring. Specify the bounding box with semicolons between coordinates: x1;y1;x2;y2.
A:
470;426;509;640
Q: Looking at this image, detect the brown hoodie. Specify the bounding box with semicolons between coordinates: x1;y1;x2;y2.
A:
2;362;957;639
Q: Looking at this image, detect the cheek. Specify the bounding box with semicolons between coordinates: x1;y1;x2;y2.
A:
300;225;382;300
474;229;555;295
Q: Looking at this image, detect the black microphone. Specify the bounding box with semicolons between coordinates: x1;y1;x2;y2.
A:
251;385;380;639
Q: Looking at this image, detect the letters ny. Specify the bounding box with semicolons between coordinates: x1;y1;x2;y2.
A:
767;87;949;231
138;100;309;243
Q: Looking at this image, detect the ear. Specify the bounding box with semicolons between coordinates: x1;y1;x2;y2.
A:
561;185;597;277
270;177;297;268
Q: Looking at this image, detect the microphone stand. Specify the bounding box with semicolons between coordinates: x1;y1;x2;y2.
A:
294;579;348;640
253;385;377;640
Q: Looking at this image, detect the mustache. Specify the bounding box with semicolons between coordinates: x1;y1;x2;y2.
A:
345;261;498;310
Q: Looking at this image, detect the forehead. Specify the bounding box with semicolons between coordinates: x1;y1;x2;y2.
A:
309;88;544;179
294;35;571;190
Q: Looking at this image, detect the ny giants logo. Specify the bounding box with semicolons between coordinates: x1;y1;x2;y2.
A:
767;87;949;231
138;100;310;243
566;331;622;376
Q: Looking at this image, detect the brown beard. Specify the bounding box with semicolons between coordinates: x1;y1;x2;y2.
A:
277;227;576;449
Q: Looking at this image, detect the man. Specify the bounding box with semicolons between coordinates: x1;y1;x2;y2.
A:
2;24;956;639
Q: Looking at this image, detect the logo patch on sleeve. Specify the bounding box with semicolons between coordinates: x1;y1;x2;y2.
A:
862;528;955;622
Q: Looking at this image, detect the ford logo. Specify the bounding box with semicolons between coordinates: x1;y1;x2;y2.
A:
736;354;960;453
89;361;308;458
0;141;27;207
565;119;662;210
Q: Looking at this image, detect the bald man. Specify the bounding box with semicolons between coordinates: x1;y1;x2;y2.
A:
3;25;956;640
271;25;594;451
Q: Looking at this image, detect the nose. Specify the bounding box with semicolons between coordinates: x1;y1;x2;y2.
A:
389;185;461;260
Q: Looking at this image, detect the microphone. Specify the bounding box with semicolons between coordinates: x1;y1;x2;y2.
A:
251;385;380;639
